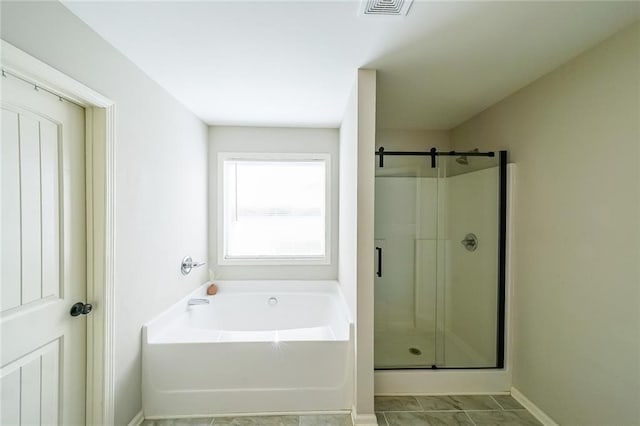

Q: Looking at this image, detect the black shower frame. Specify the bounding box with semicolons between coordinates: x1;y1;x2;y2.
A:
373;148;508;370
375;146;496;168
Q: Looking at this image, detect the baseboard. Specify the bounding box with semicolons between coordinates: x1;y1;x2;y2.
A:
127;410;144;426
145;410;350;419
511;387;558;426
375;369;511;395
351;406;379;425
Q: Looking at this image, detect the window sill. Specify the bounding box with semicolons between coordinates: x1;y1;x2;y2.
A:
218;256;331;266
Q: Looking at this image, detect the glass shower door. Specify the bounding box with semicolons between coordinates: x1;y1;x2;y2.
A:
374;149;505;369
373;155;440;368
437;154;500;368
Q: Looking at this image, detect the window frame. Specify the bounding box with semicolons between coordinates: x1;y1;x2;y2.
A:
217;152;332;266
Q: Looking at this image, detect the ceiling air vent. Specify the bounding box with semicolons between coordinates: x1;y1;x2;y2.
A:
360;0;413;16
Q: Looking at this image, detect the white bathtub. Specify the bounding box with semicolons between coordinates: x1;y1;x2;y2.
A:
142;280;353;418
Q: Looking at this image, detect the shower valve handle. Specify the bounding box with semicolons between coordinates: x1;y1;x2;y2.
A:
181;256;207;275
461;233;478;251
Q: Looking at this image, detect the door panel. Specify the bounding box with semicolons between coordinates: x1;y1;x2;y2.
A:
41;119;61;300
1;368;20;425
19;114;43;305
1;109;21;311
1;339;60;425
1;75;86;425
374;175;439;368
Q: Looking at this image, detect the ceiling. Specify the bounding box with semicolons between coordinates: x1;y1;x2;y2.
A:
62;1;640;129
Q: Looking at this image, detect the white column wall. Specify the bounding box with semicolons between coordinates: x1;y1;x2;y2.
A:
355;68;377;423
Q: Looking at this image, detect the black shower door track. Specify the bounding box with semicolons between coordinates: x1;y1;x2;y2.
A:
375;146;495;168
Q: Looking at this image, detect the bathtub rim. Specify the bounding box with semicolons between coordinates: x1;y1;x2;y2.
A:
143;280;353;344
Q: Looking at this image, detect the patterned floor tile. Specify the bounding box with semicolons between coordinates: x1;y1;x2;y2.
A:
384;412;430;426
467;410;542;426
376;412;389;426
140;393;540;426
492;395;524;410
415;396;463;411
143;419;214;426
212;415;299;426
299;414;352;426
446;395;501;410
423;411;474;425
374;396;422;412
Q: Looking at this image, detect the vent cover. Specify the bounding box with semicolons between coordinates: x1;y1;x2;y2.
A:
360;0;413;16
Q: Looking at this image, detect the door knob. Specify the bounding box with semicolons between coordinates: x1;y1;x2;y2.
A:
70;302;93;317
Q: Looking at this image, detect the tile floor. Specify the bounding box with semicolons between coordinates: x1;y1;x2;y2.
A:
375;395;542;426
141;395;541;426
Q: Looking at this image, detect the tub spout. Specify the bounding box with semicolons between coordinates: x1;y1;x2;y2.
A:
188;298;210;306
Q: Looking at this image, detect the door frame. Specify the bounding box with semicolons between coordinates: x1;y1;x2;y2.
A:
1;39;116;425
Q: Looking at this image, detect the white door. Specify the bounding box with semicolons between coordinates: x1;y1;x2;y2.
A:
1;74;86;425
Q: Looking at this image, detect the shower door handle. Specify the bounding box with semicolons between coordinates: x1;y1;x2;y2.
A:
375;247;383;277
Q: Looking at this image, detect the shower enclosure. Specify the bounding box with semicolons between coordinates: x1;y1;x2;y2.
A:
374;148;507;369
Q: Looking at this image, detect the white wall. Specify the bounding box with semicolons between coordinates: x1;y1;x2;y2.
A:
355;69;377;423
0;3;209;425
452;22;640;425
338;69;378;424
208;126;339;280
376;128;450;152
339;87;358;319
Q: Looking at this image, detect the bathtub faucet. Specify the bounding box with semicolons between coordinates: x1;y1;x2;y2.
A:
188;298;210;306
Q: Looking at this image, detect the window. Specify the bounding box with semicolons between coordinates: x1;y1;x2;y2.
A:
218;153;330;264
